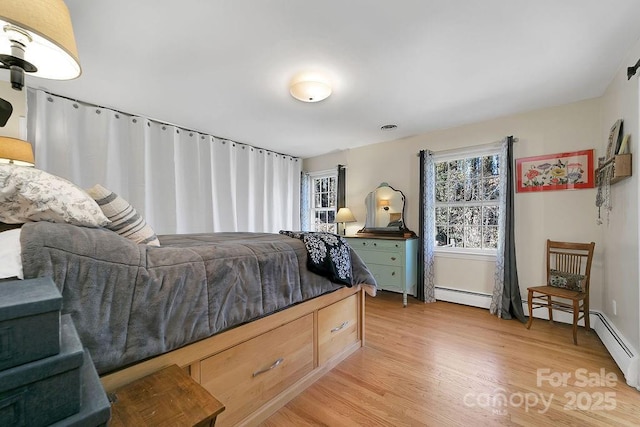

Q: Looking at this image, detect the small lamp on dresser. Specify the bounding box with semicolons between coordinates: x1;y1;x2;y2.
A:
335;207;356;236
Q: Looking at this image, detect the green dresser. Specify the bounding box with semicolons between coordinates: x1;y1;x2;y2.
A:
346;236;418;306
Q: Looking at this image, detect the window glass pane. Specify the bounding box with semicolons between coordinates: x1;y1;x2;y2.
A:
436;226;449;246
436;162;448;181
435;207;448;225
436;182;447;202
465;178;481;201
482;206;499;226
483;177;499;200
314;194;321;208
449;180;464;202
450;207;463;224
465;226;482;248
329;191;336;208
448;160;464;181
465;157;482;179
449;225;464;247
328;210;335;223
483;155;500;177
483;226;499;248
321;193;328;207
465;206;481;226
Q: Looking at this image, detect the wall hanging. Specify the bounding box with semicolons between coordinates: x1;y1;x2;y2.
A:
516;149;595;193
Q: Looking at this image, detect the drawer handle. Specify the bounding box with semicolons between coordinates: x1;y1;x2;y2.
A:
331;321;349;333
390;257;397;261
252;357;284;377
391;271;396;276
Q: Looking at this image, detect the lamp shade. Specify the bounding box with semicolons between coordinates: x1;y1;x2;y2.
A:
0;136;34;166
335;207;356;223
0;0;81;80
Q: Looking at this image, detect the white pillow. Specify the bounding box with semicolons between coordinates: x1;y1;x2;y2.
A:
0;164;110;227
86;184;160;246
0;228;23;279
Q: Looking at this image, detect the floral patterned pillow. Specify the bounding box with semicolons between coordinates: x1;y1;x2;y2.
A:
0;164;110;227
549;269;585;292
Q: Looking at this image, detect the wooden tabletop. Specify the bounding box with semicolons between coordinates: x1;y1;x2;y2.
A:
109;364;225;427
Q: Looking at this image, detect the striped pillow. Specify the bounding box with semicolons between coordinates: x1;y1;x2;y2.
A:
86;184;160;246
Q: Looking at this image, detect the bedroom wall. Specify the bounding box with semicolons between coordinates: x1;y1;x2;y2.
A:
304;98;605;309
600;36;640;353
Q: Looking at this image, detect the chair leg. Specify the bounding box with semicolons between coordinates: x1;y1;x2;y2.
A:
526;290;533;329
584;298;590;332
547;295;553;323
572;300;580;345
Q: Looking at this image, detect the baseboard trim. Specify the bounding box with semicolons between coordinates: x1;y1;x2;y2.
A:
435;286;639;389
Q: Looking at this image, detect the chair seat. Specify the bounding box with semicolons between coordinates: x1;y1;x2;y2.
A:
528;285;586;299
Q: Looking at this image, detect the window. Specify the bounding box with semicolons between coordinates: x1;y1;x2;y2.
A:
434;149;501;252
310;171;337;233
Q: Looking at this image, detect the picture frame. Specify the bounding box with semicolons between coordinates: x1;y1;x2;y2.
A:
516;149;595;193
606;119;623;159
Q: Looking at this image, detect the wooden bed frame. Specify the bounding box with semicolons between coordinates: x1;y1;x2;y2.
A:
101;285;367;426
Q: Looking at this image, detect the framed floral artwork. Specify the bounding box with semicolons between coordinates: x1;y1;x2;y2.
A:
516;149;595;192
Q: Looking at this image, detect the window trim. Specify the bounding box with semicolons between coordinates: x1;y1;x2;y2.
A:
432;144;501;256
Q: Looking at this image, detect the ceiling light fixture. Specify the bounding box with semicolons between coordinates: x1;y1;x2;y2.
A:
290;72;331;103
380;124;398;131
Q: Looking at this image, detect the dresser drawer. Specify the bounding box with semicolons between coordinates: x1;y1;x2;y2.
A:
349;238;403;252
357;249;403;267
368;264;403;290
317;294;359;366
200;314;314;426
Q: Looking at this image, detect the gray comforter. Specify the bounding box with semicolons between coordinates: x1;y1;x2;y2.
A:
20;222;376;374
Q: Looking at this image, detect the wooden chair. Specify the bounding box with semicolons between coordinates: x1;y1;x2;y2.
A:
526;240;596;345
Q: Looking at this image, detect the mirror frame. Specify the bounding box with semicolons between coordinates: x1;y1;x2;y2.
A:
357;182;416;238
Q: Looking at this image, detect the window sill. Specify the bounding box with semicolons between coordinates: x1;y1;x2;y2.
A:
434;248;497;262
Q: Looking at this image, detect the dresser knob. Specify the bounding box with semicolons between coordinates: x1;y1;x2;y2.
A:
374;243;377;246
392;271;396;276
391;257;396;261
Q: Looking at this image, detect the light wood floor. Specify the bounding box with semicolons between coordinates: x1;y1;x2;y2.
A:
262;291;640;426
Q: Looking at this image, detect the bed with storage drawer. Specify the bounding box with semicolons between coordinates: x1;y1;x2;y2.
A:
11;222;376;426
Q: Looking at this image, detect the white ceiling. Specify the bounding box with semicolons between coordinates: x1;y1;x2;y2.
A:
29;0;640;158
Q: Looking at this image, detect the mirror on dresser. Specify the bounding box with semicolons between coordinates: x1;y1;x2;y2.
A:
357;182;415;238
346;182;417;306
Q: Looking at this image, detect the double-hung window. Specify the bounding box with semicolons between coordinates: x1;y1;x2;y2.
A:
433;146;501;254
309;170;337;233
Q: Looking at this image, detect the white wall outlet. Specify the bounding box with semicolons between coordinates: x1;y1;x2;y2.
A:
612;300;617;316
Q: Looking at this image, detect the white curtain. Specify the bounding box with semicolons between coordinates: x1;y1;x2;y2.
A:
27;89;301;234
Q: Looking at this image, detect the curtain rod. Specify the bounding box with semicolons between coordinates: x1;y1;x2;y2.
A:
32;88;300;160
416;136;518;157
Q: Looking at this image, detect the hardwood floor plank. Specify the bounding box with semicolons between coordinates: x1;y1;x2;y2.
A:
262;291;640;426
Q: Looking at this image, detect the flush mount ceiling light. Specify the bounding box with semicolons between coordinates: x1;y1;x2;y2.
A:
289;72;331;103
380;124;398;131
